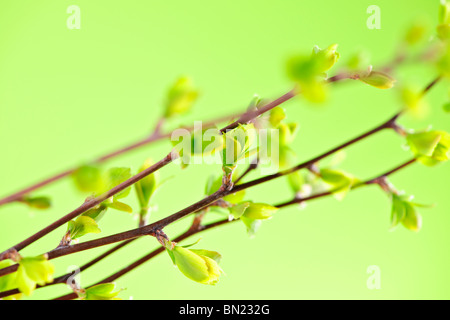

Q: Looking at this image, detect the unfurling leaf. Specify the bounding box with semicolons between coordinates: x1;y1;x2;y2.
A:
68;216;101;240
104;200;133;213
242;202;279;220
164;76;199;118
81;283;122;300
269;106;286;127
0;260;22;300
229;202;250;220
16;255;54;296
406;130;450;166
22;196;51;210
72;164;104;194
320;168;357;201
168;246;224;285
404;20;428;45
287;44;339;103
279;123;299;146
287;171;304;194
390;194;429;231
105;167;132;200
240;216;263;238
82;205;108;222
222;124;257;169
135;159;159;212
358;71;396;89
205;173;246;204
311;44;340;73
400;85;428;118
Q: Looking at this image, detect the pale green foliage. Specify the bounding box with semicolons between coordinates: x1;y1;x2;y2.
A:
81;283;122;300
167;245;223;285
358;71;396;89
67;216;101;240
222;123;257;171
399;85;429;118
135;159;159;211
320;168;359;201
0;260;22;300
205;173;245;203
406;130;450;166
228;202;279;236
287;44;340;103
404;20;428;45
390;194;429;231
22;196;51;210
72;165;104;193
164;76;199;118
16;255;55;296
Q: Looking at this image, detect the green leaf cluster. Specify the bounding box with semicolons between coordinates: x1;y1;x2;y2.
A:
166;244;223;285
164;76;199;118
229;202;278;237
390;193;429;231
16;255;55;296
80;283;122;300
406;130;450;166
287;44;340;103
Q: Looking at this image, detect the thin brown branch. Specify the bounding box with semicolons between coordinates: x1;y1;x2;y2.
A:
51;158;418;300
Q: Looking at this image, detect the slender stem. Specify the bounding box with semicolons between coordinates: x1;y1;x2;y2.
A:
276;158;417;207
0;109;396;276
232;112;400;193
51;158;418;300
1;83;315;259
0;239;135;299
0;113;239;207
0;154;174;259
0;74;439;277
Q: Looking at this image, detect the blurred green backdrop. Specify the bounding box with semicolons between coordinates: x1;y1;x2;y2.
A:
0;0;449;299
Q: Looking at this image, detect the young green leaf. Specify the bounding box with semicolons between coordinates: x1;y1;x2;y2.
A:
269;106;286;127
16;255;55;296
320;168;357;200
390;194;427;232
287;44;339;103
0;260;22;300
104;200;133;213
135;159;159;212
164;76;199;118
406;130;450;166
242;202;279;220
72;164;104;194
240;216;263;238
404;20;428;45
82;205;108;222
358;71;396;89
400;85;428;118
81;283;122;300
169;246;224;285
228;202;250;220
105;167;132;200
68;216;101;240
22;196;51;210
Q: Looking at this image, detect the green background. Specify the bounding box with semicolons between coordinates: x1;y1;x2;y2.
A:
0;0;449;299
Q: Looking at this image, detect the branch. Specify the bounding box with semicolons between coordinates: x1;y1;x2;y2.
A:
0;113;240;207
0;108;402;277
51;158;418;300
0;75;353;260
0;73;440;278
